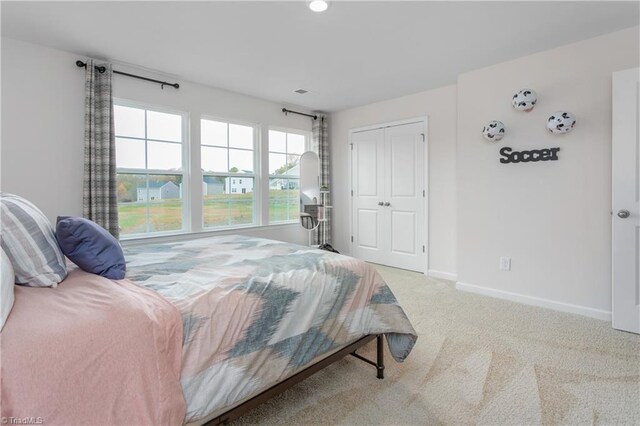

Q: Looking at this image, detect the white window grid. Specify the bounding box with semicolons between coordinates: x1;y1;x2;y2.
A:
115;100;189;237
268;128;310;223
201;118;259;229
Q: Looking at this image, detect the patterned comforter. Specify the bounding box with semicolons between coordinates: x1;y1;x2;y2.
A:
124;235;417;423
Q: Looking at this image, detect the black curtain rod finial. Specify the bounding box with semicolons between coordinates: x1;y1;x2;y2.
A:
75;59;179;89
75;60;106;73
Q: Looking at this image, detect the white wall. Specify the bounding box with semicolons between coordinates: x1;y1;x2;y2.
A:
456;27;640;319
1;37;85;221
330;85;457;278
1;37;313;245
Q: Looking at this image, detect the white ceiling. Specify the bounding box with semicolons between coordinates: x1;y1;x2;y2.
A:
2;1;638;112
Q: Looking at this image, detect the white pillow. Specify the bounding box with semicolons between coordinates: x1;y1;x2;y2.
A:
1;247;15;331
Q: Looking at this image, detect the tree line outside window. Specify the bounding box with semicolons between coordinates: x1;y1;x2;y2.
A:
114;102;309;237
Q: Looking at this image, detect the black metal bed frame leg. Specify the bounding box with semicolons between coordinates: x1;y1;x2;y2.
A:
348;334;385;379
376;334;385;379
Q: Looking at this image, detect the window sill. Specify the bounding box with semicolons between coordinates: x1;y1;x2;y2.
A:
120;222;302;247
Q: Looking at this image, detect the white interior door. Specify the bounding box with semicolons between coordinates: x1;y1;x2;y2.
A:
384;122;425;271
612;67;640;334
351;128;386;265
351;121;425;272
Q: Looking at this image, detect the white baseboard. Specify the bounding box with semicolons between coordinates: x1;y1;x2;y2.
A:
455;281;612;322
428;269;458;281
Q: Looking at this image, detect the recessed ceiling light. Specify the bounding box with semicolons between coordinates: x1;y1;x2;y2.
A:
295;89;309;94
309;0;328;13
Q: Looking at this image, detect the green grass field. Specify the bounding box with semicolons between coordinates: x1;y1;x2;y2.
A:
118;190;299;235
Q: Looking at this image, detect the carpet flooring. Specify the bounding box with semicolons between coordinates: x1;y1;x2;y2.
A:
233;265;640;425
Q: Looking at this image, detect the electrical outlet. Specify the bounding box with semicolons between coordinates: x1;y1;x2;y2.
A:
500;257;511;271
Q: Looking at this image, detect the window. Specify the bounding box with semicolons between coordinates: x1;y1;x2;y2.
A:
201;118;256;228
114;103;309;238
114;103;186;236
268;129;307;222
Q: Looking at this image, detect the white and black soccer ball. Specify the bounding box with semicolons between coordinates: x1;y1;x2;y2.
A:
547;111;576;134
482;120;506;141
512;89;537;112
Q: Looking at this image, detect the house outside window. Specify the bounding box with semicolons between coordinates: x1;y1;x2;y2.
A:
114;102;187;236
114;102;310;238
268;129;308;223
201;118;256;228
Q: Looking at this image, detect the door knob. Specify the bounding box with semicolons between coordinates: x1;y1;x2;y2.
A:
384;202;391;207
378;201;384;206
617;209;630;219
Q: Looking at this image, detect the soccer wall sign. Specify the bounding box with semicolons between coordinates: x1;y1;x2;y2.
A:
499;146;560;164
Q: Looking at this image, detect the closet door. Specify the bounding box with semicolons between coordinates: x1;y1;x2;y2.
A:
351;121;425;272
351;128;386;265
384;122;425;271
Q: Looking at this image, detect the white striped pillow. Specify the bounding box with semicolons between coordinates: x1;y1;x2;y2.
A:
1;248;15;330
0;193;67;287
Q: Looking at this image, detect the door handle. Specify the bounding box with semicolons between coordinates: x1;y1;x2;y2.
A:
617;209;630;219
378;201;384;206
384;202;391;207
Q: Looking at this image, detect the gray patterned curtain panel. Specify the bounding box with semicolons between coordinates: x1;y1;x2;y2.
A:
82;59;119;238
313;115;331;245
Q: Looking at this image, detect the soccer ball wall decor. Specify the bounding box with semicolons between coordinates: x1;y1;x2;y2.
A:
512;89;537;112
482;121;506;141
547;111;576;134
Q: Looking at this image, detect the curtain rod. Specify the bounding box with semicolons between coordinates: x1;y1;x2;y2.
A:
75;60;180;89
282;108;317;120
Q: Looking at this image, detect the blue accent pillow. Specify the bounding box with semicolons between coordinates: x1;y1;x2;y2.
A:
55;217;126;280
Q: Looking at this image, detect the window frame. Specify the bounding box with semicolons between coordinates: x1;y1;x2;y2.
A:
200;115;261;230
267;126;311;224
113;101;314;242
114;98;191;239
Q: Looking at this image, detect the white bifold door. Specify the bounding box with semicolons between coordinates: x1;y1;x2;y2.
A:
612;68;640;334
351;121;425;272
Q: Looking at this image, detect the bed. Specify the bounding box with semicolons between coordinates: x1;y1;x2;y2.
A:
2;234;417;425
0;267;186;425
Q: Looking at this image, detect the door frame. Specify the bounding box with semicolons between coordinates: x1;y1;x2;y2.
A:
348;116;429;274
